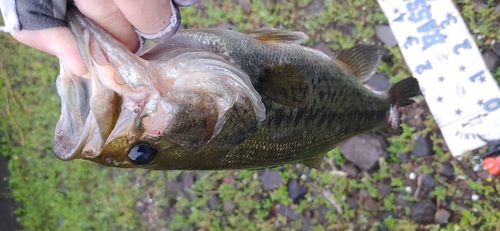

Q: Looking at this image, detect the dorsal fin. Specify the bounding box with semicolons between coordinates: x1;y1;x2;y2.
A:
242;27;308;45
255;63;308;107
334;44;382;83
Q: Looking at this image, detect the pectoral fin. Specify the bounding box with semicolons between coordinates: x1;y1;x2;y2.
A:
334;44;382;83
242;27;308;45
303;154;325;169
255;64;308;107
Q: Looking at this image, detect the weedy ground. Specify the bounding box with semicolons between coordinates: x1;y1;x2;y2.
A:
1;0;499;230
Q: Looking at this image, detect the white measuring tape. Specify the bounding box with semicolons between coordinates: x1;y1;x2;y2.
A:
377;0;500;156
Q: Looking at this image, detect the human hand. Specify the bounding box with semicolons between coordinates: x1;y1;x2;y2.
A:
0;0;199;76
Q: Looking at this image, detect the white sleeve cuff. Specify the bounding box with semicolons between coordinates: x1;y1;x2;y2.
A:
0;0;20;33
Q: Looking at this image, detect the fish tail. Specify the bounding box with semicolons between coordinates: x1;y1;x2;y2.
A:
385;77;421;134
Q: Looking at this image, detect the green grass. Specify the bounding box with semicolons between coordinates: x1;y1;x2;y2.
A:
1;0;500;230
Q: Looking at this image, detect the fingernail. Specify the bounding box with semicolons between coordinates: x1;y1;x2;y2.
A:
135;2;181;43
172;0;200;6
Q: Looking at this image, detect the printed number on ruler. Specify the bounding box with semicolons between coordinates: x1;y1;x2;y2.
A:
469;70;500;112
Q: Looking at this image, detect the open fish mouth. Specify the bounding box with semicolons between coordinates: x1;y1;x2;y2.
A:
53;65;95;160
52;8;128;161
53;62;126;161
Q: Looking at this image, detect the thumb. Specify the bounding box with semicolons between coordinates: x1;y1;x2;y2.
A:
12;27;88;76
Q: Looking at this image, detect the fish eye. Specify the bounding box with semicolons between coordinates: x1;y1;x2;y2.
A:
128;143;157;165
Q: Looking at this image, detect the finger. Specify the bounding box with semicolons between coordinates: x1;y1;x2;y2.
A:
114;0;175;35
73;0;139;53
12;27;88;75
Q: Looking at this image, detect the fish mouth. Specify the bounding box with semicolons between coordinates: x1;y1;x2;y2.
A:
53;64;95;160
53;63;126;160
52;7;154;161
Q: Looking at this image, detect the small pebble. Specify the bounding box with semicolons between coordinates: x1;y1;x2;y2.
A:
405;186;412;193
471;194;479;201
409;172;416;180
434;208;451;224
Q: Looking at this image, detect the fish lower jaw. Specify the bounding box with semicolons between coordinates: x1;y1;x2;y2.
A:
53;114;99;160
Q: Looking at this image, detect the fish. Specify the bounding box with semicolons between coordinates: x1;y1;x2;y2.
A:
52;7;421;170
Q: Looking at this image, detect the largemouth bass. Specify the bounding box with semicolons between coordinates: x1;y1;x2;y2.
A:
53;8;420;170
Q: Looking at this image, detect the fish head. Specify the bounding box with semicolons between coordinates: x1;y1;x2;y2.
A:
52;8;265;169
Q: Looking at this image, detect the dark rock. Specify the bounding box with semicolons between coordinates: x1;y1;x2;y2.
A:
339;133;388;171
359;189;369;198
180;172;195;200
397;153;408;163
287;179;308;204
395;193;410;208
380;211;398;231
439;163;454;178
410;200;437;224
381;211;398;220
253;194;264;204
334;23;355;37
312;42;335;57
465;168;478;181
301;216;312;231
493;42;500;57
434;209;451;224
207;195;220;210
261;170;283;191
223;201;235;214
375;25;398;47
346;197;359;210
412;135;433;157
165;180;183;195
306;0;324;15
437;196;451;209
377;179;392;198
391;163;400;172
483;51;500;72
365;73;391;92
380;47;393;63
476;170;491;180
340;164;359;177
277;204;300;220
419;174;436;191
239;0;252;13
318;206;329;224
363;197;380;211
